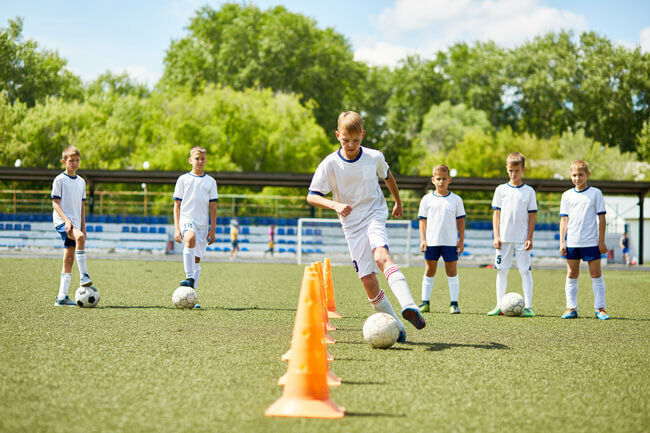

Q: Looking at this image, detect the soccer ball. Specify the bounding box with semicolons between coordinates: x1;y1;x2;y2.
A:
172;286;198;309
75;285;100;308
362;312;400;349
499;292;525;316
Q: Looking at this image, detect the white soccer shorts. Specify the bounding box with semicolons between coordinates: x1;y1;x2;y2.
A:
180;217;208;258
495;242;531;271
344;219;389;279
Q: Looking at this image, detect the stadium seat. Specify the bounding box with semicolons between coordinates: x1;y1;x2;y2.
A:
241;227;250;235
215;227;223;234
148;227;157;233
131;227;138;233
287;228;296;235
157;227;166;234
241;247;249;251
13;223;22;230
122;226;130;233
277;228;285;235
95;225;103;233
288;248;296;253
279;248;286;253
23;224;31;231
140;227;148;233
278;239;286;244
0;223;4;230
87;226;94;232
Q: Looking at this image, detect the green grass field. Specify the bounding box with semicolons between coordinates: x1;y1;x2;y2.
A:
1;258;648;433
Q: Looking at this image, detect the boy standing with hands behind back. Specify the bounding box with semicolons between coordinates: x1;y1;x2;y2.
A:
307;111;425;342
489;152;537;317
418;165;466;314
51;145;93;306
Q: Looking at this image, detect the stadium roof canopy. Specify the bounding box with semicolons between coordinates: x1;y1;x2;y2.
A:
2;167;649;263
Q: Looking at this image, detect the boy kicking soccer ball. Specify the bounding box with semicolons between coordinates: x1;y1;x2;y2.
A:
488;152;537;317
559;160;609;320
51;146;93;306
418;165;466;314
307;111;425;342
173;146;218;308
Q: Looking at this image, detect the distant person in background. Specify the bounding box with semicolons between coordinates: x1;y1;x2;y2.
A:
619;232;630;266
265;224;275;256
229;218;239;259
51;145;93;306
173;146;218;308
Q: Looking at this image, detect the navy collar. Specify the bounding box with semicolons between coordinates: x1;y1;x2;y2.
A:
62;172;78;179
188;172;206;177
506;182;525;188
432;191;451;197
337;147;363;163
574;186;590;193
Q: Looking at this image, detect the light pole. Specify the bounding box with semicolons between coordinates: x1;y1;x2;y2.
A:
142;161;149;217
13;159;21;214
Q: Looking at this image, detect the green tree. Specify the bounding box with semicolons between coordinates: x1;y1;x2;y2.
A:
0;17;82;106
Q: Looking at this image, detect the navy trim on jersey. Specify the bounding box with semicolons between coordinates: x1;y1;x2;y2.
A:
173;196;182;201
597;211;606;215
385;168;390;180
309;191;325;196
419;216;427;220
492;206;501;210
574;186;590;193
337;147;363;163
528;210;537;213
62;172;78;179
188;172;206;177
506;182;525;188
209;198;218;202
433;192;451;197
52;195;61;199
456;215;466;219
559;213;568;217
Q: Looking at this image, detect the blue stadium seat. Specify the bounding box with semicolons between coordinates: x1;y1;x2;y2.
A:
95;225;103;233
122;226;130;233
0;223;4;230
216;227;223;234
287;240;296;244
131;227;138;233
23;224;31;231
278;239;286;244
140;227;148;233
241;247;249;251
87;226;94;232
5;224;13;230
287;228;296;235
149;227;157;233
241;227;250;235
279;248;287;253
17;214;26;221
277;228;285;235
157;227;166;234
288;248;296;253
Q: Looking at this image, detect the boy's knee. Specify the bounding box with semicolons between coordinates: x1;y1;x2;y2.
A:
75;232;86;243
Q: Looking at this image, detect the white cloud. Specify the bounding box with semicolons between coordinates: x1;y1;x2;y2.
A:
640;27;650;53
363;0;587;66
114;66;161;87
353;40;422;67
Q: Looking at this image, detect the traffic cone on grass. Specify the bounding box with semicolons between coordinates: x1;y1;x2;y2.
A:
314;261;337;334
265;268;344;418
324;258;342;319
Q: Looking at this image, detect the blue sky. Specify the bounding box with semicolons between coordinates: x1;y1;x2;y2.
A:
1;0;649;85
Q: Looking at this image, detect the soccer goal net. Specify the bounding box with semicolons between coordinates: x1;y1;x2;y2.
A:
296;218;415;267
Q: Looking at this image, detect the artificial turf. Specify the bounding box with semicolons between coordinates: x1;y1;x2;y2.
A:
1;258;648;433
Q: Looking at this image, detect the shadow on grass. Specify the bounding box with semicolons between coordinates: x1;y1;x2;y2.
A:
213;306;296;312
101;305;176;309
405;341;510;352
346;411;405;418
342;380;387;385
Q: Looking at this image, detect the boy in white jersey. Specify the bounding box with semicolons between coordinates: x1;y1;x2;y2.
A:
488;152;537;317
559;160;609;320
173;146;218;308
418;165;466;314
307;111;425;342
51;145;93;306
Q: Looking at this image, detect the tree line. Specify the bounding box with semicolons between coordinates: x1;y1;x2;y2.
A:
1;3;649;183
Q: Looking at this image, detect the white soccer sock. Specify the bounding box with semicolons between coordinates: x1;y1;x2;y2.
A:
421;275;434;302
496;268;508;305
368;290;405;332
447;275;459;303
519;268;533;308
183;247;195;279
384;265;417;310
193;264;201;289
592;276;606;310
565;277;578;309
58;273;71;299
75;250;88;275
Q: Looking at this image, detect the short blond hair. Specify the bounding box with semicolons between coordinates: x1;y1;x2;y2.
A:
506;152;525;168
570;160;590;174
337;111;364;134
432;164;450;177
190;146;207;156
62;145;80;161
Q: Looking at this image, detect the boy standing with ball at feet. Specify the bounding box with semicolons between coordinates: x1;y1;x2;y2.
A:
418;165;466;314
488;152;537;317
51;146;93;306
559;160;609;320
173;146;218;308
307;111;425;342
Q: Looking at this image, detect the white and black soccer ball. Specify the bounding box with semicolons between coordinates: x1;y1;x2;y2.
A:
172;286;198;309
499;292;525;316
75;285;100;308
363;312;400;349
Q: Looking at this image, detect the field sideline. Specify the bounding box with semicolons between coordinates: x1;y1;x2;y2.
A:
1;258;648;433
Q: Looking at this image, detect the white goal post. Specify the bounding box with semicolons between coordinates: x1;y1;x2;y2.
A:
296;218;414;267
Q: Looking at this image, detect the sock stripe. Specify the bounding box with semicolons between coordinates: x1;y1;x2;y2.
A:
384;265;400;279
368;290;385;304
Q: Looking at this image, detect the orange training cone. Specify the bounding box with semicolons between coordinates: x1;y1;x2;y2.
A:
265;268;344;418
324;258;342;319
314;261;337;333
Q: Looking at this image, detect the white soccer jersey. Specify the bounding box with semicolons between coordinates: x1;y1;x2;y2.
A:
309;147;389;232
173;173;218;230
560;186;606;247
492;183;537;243
51;172;86;228
418;191;465;246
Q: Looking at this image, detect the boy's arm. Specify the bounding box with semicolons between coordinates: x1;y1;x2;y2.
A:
492;209;501;249
457;217;465;254
52;198;73;233
418;219;427;252
525;212;536;251
598;214;607;253
208;201;217;245
383;171;402;218
173;200;182;243
80;201;86;233
559;216;568;255
307;193;352;217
